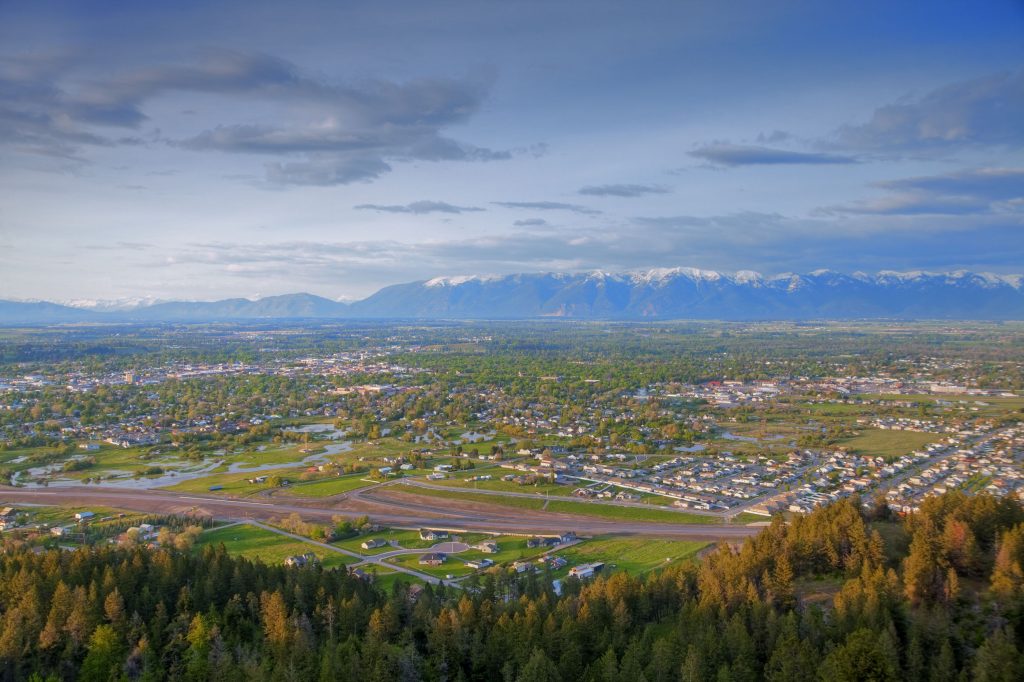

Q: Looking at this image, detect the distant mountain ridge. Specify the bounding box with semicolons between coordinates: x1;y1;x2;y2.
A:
2;269;1023;323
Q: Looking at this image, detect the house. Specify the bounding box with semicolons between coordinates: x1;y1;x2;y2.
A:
78;443;100;451
475;540;499;554
569;562;605;579
350;567;373;581
362;538;387;550
559;531;577;544
284;553;319;568
466;558;494;569
419;529;449;542
50;526;68;537
0;507;16;520
526;537;544;548
419;553;446;566
513;560;535;573
74;511;95;522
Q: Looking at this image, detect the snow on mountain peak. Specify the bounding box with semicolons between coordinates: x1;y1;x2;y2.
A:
425;275;481;287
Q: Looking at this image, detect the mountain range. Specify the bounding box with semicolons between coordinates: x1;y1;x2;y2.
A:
2;269;1023;323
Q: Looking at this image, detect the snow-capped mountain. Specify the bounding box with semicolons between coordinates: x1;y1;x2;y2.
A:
0;269;1021;323
346;269;1024;319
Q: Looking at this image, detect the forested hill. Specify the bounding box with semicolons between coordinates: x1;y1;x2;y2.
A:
2;493;1023;681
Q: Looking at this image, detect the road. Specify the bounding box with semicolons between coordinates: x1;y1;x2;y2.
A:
0;484;760;541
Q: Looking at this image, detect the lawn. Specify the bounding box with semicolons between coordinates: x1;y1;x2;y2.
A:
553;536;708;575
334;528;440;554
196;523;347;568
387;553;477;579
839;429;941;458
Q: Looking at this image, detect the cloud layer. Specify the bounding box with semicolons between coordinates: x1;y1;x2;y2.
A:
689;144;857;166
0;50;509;184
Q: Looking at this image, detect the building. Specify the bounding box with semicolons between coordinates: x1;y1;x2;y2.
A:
419;529;449;542
475;540;499;553
419;553;446;566
569;562;605;579
362;538;387;550
284;553;319;568
74;511;95;522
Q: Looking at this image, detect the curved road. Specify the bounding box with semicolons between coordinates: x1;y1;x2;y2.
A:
0;485;760;541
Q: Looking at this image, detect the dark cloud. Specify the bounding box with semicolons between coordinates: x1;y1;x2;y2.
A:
492;201;601;215
354;200;484;214
513;218;549;227
578;183;670;197
835;71;1024;152
0;49;509;184
827;167;1024;216
689;143;857;166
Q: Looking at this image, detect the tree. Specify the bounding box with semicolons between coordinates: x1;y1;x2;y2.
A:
818;629;898;682
972;627;1024;682
78;625;123;682
517;648;561;682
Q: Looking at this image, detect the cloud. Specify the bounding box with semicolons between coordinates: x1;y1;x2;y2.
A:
265;157;391;186
578;183;670;197
827;167;1024;216
492;201;601;215
835;70;1024;152
689;143;857;166
513;218;549;227
354;200;484;214
155;207;1024;296
0;50;509;184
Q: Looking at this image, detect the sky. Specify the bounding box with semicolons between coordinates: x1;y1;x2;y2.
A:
1;0;1022;303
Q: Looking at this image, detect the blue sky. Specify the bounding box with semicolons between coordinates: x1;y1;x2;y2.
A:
1;0;1022;302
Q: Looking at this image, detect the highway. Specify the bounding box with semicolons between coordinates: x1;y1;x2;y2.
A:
0;484;761;541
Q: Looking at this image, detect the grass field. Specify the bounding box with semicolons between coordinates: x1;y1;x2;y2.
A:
196;523;347;568
732;512;773;524
553;536;708;575
280;475;380;498
390;484;722;524
839;429;941;458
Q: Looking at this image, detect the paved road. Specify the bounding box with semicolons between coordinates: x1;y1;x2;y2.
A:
0;485;760;541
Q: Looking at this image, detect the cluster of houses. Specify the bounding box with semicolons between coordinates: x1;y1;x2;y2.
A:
744;424;1023;516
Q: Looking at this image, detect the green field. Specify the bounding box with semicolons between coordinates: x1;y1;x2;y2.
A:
839;428;940;458
553;536;708;575
280;475;380;498
196;523;347;568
